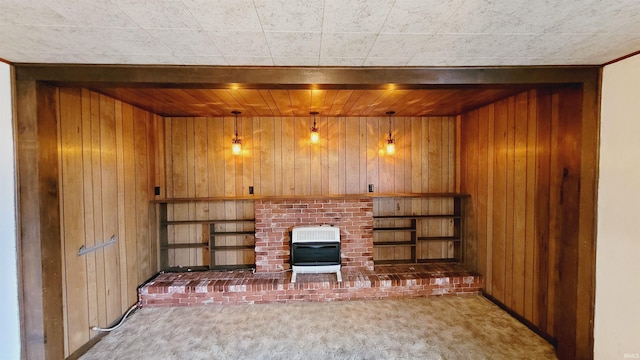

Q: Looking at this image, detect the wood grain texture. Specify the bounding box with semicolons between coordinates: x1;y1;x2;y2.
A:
161;116;455;266
459;87;595;357
56;89;158;356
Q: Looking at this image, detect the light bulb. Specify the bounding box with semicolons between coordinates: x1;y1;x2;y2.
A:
386;140;395;155
231;140;241;155
310;130;319;144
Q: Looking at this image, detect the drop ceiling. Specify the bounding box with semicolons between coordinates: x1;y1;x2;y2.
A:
1;0;640;67
5;1;622;117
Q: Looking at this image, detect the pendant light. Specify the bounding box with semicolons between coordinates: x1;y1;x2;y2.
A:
231;110;242;155
385;111;396;155
310;111;319;144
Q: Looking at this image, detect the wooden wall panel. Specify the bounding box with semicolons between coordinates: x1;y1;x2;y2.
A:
57;89;158;356
161;116;455;266
460;87;587;347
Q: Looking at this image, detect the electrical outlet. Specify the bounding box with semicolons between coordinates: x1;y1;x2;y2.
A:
249;186;254;195
368;184;374;193
154;186;160;196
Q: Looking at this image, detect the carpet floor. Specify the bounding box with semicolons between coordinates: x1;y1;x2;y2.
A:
81;295;557;360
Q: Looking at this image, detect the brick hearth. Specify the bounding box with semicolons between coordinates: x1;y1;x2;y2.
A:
254;198;375;273
138;264;483;307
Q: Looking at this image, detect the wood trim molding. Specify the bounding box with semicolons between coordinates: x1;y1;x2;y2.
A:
16;81;64;359
14;65;600;89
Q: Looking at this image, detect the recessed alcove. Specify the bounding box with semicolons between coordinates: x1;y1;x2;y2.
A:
15;65;598;358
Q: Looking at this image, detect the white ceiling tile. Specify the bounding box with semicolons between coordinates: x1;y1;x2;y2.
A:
0;0;69;26
88;27;173;55
174;55;229;65
113;0;200;30
273;57;319;66
541;0;640;35
50;53;180;65
411;34;539;59
323;0;395;33
525;34;637;60
381;0;465;34
0;25;97;54
182;0;262;31
265;32;321;58
367;34;433;58
320;33;377;58
224;56;274;66
1;0;640;65
14;53;96;64
147;29;220;56
43;0;138;28
254;0;323;32
439;0;560;35
0;51;22;63
363;57;410;66
207;31;271;57
319;57;365;66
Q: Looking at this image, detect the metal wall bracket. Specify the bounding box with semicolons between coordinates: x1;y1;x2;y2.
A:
78;235;117;256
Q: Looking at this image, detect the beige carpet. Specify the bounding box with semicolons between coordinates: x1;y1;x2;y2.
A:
81;296;557;360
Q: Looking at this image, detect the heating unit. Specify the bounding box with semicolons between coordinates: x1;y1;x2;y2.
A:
290;225;341;283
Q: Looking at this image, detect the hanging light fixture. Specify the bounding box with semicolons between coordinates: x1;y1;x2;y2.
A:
385;111;396;155
310;111;320;144
231;110;242;155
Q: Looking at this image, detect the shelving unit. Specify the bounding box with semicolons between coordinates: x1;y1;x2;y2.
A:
372;194;466;264
155;193;468;270
157;201;255;271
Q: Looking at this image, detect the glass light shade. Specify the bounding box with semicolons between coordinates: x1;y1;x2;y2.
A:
310;130;319;144
231;140;242;155
386;139;396;155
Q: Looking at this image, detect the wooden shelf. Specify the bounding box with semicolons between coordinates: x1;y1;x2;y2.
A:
374;215;461;220
210;231;255;236
373;227;416;232
417;236;461;242
373;195;465;265
210;245;255;251
374;241;416;247
157;193;467;270
161;243;208;249
164;219;255;225
158;201;257;271
162;266;210;272
152;192;470;203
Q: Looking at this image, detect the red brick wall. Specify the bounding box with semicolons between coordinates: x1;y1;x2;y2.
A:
254;198;374;272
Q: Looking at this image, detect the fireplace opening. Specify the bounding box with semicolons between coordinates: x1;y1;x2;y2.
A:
290;225;342;283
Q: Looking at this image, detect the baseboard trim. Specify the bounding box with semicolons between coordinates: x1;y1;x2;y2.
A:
482;291;557;348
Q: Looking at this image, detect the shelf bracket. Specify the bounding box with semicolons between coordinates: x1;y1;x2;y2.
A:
78;235;117;256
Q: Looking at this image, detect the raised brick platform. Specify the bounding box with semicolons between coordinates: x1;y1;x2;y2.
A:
138;264;483;307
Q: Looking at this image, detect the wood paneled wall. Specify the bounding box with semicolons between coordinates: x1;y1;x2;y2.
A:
57;88;159;356
459;88;585;344
159;115;456;267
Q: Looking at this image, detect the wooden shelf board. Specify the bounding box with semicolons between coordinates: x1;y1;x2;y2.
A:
210;245;255;250
161;266;209;272
161;243;208;249
373;227;416;232
164;219;254;225
374;241;416;247
211;231;255;236
416;258;459;264
374;215;460;220
152;192;470;203
417;236;460;242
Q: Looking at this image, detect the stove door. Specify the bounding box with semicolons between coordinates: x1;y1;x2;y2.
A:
291;242;340;266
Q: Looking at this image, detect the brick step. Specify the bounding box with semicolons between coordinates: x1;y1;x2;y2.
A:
138;264;483;307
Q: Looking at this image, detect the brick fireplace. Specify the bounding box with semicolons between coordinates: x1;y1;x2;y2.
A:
254;198;375;273
139;196;484;307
